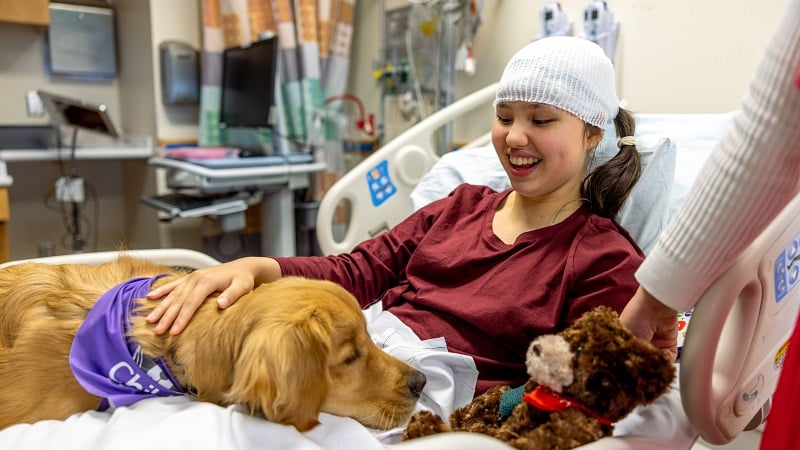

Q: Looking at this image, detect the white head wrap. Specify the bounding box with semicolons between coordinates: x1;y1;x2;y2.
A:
493;36;619;127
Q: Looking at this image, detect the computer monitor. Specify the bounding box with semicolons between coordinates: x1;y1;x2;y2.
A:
36;90;120;138
219;36;278;131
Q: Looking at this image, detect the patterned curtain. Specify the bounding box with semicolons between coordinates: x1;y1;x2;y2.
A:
198;0;357;169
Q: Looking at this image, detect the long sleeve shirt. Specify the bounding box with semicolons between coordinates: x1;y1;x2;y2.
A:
632;4;800;447
277;184;643;393
635;0;800;312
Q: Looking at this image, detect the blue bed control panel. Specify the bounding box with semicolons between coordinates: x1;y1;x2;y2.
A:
367;160;397;207
774;232;800;303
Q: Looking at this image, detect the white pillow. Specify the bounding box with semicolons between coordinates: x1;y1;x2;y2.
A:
409;145;510;206
633;112;736;219
604;136;676;253
410;124;677;254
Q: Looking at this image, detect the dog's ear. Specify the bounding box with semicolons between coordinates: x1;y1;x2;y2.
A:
224;304;334;432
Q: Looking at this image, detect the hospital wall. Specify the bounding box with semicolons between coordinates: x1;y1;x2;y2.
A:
349;0;786;144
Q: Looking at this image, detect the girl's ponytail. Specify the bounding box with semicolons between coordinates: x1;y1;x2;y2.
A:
582;108;641;219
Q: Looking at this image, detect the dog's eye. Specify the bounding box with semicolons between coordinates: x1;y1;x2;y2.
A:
344;350;361;365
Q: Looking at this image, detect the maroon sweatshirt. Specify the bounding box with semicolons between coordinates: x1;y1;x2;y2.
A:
276;184;643;394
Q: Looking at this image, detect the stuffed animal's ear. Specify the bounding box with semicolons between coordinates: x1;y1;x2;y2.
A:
589;307;675;405
224;306;333;432
563;306;675;420
623;338;676;405
588;306;676;404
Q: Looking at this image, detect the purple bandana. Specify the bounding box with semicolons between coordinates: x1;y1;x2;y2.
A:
69;276;186;410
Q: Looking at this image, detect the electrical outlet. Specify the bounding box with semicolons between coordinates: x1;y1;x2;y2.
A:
56;176;84;203
25;91;45;117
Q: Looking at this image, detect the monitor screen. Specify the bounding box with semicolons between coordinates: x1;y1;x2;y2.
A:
219;36;279;129
36;91;119;138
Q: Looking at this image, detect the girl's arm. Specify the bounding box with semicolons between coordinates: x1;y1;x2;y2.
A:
146;256;282;335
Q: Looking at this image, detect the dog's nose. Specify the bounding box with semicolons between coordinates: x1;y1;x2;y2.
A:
408;370;427;398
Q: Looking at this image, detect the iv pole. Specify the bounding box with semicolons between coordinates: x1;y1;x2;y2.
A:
434;0;469;155
376;0;471;151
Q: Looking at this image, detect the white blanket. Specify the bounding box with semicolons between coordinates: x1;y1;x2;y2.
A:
0;307;697;450
0;307;476;450
0;397;384;450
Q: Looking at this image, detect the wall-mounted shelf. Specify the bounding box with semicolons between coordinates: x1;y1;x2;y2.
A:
0;146;153;162
0;140;153;188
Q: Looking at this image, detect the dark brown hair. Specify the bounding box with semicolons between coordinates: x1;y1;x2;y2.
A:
581;107;641;219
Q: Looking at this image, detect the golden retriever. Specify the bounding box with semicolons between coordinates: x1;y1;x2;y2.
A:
0;256;426;432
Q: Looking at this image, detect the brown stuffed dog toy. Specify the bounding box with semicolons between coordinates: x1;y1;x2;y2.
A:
402;306;675;450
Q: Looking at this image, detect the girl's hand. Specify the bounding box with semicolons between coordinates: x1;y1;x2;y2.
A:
145;258;264;335
620;286;679;362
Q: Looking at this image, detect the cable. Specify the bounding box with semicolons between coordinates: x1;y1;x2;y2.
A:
264;125;323;154
47;126;98;253
324;94;375;135
66;127;84;252
42;179;97;254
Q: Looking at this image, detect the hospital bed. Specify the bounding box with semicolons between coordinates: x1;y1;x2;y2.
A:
314;83;798;448
1;85;797;450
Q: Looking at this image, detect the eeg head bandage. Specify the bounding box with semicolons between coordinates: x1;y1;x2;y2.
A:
493;36;619;128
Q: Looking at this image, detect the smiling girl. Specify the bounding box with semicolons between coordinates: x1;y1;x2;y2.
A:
146;36;644;399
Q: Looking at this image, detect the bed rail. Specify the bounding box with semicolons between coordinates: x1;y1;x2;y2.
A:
316;83;498;255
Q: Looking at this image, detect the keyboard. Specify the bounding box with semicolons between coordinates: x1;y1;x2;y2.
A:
185;153;315;169
140;192;247;218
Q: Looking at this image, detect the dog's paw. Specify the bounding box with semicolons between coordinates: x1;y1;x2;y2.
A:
401;410;450;441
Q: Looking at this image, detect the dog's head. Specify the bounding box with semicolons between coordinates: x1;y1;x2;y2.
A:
147;277;425;432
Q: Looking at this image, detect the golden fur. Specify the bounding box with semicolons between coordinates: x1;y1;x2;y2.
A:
0;256;425;432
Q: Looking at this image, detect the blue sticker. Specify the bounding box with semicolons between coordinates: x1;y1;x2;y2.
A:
366;160;397;207
775;235;800;303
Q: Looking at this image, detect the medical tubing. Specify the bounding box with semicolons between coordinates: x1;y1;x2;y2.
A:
405;27;427;119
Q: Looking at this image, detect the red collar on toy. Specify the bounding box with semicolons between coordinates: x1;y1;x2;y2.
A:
523;385;613;426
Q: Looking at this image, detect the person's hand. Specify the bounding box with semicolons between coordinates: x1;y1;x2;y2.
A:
145;258;263;335
620;286;679;362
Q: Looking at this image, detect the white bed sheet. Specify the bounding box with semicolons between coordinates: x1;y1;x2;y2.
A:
0;397;384;450
0;306;696;450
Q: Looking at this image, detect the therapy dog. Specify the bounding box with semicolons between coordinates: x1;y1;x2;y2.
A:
0;255;426;431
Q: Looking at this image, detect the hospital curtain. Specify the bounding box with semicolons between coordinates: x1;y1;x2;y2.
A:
198;0;358;176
